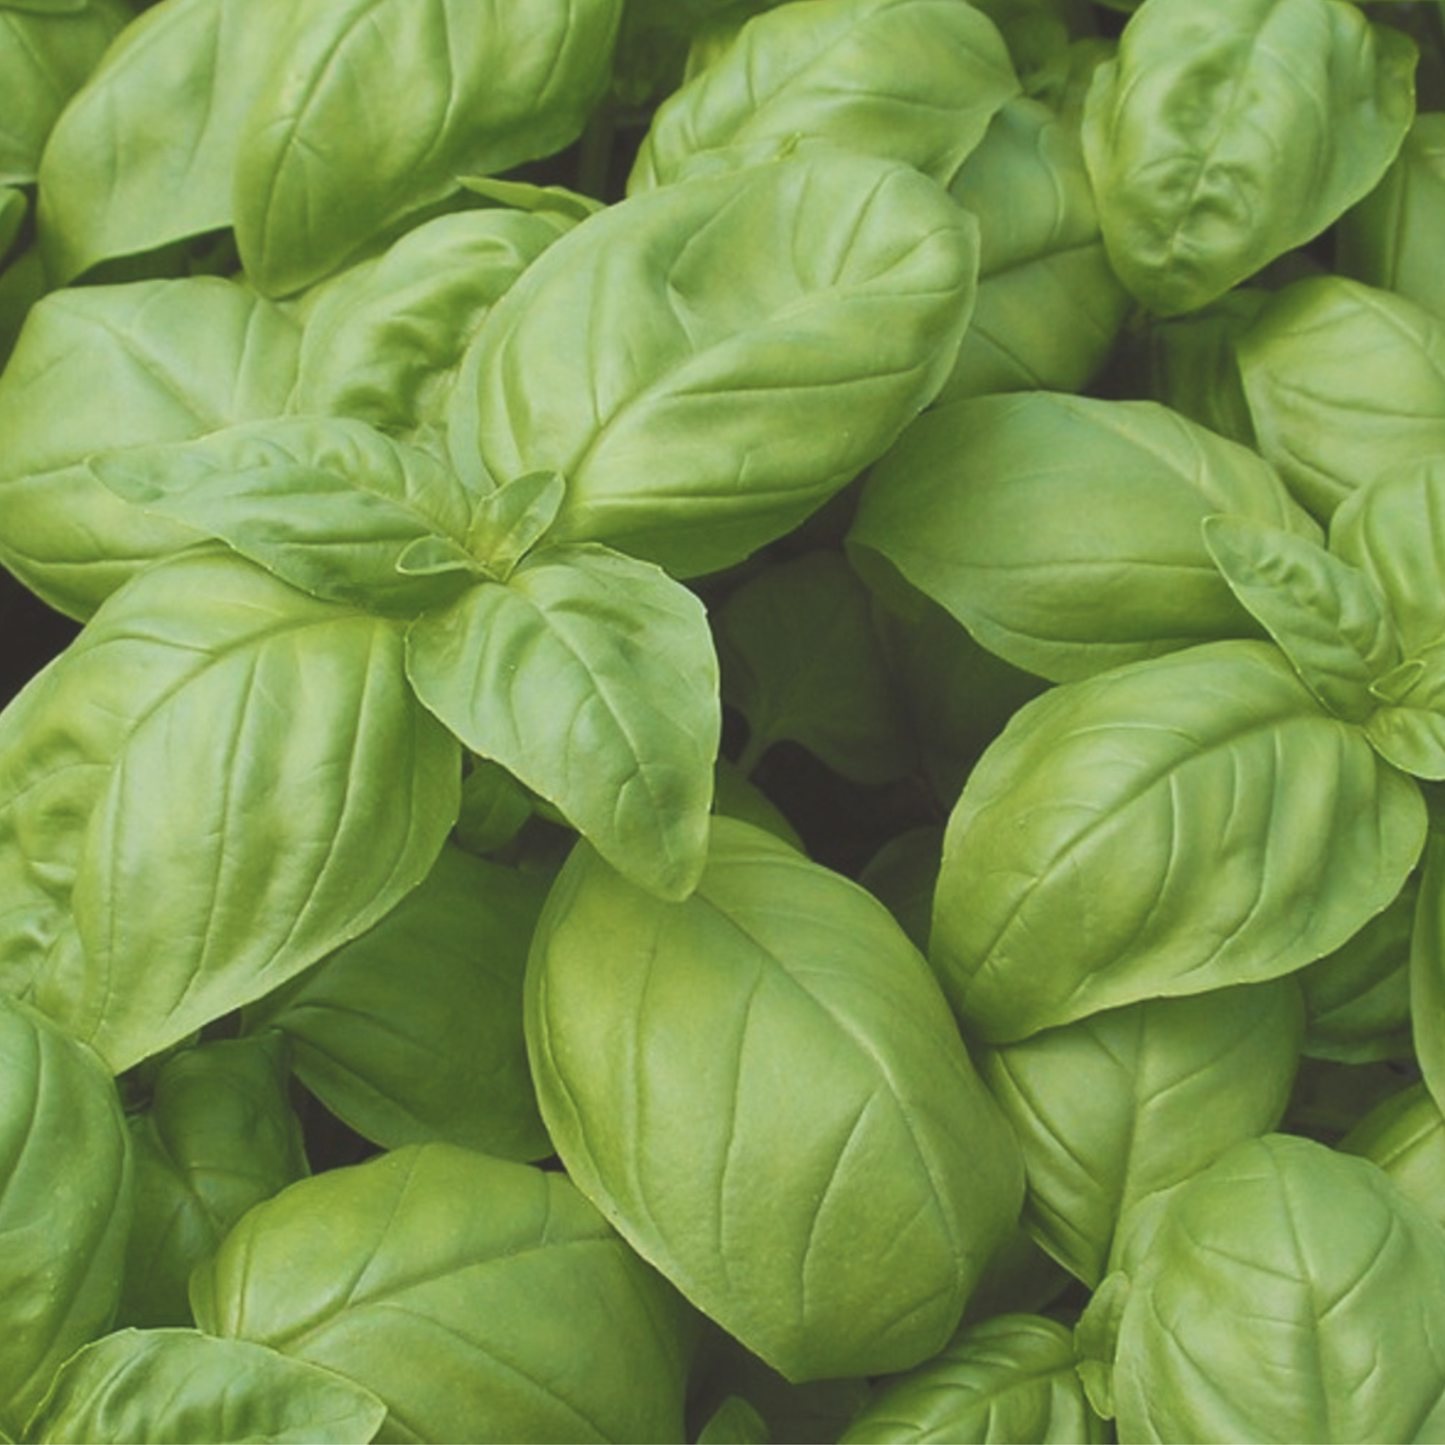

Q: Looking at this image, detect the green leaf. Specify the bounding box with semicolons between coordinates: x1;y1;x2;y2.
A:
453;758;533;855
1364;647;1445;779
466;469;567;579
1411;828;1445;1119
406;545;719;901
1297;873;1416;1063
0;1;128;185
0;186;24;261
190;1144;694;1444
717;551;916;784
838;1314;1107;1444
525;818;1025;1382
90;416;481;614
246;844;552;1161
851;393;1318;683
931;640;1427;1042
119;1036;309;1330
1105;1135;1445;1443
938;90;1129;403
1080;0;1416;315
695;1395;771;1445
1238;276;1445;520
0;277;302;619
628;0;1018;190
1202;514;1400;722
0;993;131;1436
1339;112;1445;324
25;1329;387;1445
9;547;460;1072
451;151;979;578
233;0;623;295
1341;1081;1445;1232
289;208;570;436
980;980;1303;1286
36;0;294;285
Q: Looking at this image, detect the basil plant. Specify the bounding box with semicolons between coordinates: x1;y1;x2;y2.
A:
0;0;1442;1439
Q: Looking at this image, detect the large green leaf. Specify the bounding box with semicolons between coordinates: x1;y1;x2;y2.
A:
0;547;460;1072
233;0;622;295
628;0;1017;190
1238;276;1445;520
1341;1081;1445;1232
839;1314;1106;1444
851;393;1317;683
1097;1135;1445;1443
0;993;131;1436
190;1144;694;1444
406;545;718;901
0;0;129;185
247;844;552;1162
450;151;978;578
119;1036;309;1329
36;0;294;284
0;278;301;618
525;818;1024;1382
24;1330;386;1445
289;208;570;437
91;417;482;615
980;980;1303;1286
931;640;1427;1042
1080;0;1416;315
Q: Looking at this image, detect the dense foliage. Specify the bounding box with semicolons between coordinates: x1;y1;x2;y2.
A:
2;0;1445;1439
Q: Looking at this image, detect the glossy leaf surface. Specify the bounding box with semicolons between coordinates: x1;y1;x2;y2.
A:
629;0;1017;189
852;393;1316;682
1081;0;1416;315
452;151;978;577
25;1329;386;1445
0;993;131;1435
0;278;301;618
931;641;1426;1041
191;1144;693;1444
980;980;1303;1285
526;818;1024;1382
7;548;459;1072
406;544;718;900
839;1314;1105;1444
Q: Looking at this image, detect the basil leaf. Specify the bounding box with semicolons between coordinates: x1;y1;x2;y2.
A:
119;1036;308;1330
451;151;979;578
247;844;552;1162
851;393;1317;683
1104;1135;1445;1443
1081;0;1416;315
931;640;1427;1042
0;0;128;185
36;0;293;284
11;547;459;1073
233;0;622;296
406;545;719;901
1238;276;1445;521
1411;828;1445;1119
939;91;1129;403
0;278;301;619
628;0;1018;191
91;417;482;615
466;469;567;580
25;1330;386;1445
1203;514;1401;722
1340;1080;1445;1231
190;1144;694;1444
525;818;1024;1382
1339;112;1445;324
0;993;131;1435
289;209;569;436
717;551;916;784
980;980;1303;1286
695;1395;770;1445
839;1314;1107;1444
